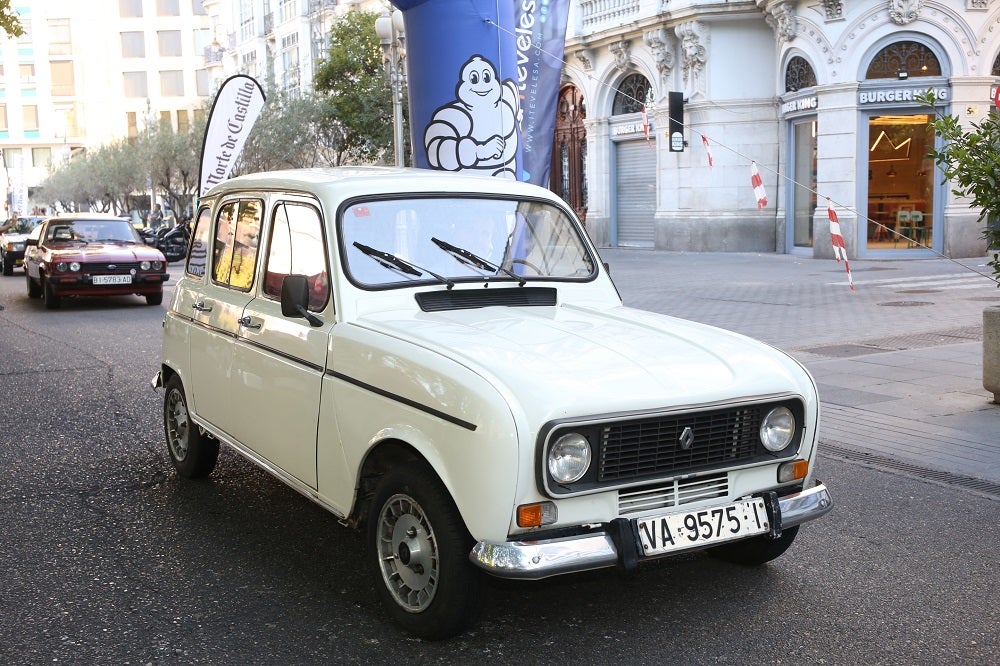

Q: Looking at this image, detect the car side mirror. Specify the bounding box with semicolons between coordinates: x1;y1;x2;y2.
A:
280;275;323;327
26;238;38;247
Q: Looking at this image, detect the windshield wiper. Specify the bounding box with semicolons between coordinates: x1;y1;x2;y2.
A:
431;237;526;287
353;242;454;289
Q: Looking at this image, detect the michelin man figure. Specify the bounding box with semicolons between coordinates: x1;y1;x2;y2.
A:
424;55;521;178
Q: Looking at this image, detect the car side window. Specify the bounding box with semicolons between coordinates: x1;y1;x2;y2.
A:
212;199;262;291
263;202;329;312
186;207;212;277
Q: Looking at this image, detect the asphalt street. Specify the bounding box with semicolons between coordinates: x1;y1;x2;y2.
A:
0;252;997;664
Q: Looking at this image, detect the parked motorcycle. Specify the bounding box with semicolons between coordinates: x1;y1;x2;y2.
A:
135;219;191;262
156;223;191;263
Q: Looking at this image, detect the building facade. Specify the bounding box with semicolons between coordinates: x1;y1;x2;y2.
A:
561;0;1000;258
1;0;214;214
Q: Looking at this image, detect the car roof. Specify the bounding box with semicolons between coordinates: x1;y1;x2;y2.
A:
204;166;561;204
48;213;133;222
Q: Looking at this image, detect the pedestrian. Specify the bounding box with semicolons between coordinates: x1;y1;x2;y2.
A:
0;210;19;234
147;204;164;230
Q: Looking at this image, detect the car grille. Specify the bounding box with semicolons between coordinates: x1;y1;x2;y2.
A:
81;262;142;273
598;406;762;482
618;473;729;515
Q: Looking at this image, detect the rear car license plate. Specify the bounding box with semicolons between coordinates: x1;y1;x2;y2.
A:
635;498;769;557
92;275;132;285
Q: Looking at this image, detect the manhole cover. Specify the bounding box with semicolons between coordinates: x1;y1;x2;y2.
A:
877;300;933;307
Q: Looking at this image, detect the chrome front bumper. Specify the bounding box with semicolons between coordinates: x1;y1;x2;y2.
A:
470;482;833;580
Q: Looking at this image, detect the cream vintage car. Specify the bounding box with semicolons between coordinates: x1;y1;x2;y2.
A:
154;167;832;640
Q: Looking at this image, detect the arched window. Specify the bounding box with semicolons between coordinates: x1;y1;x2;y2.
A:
992;51;1000;76
866;41;941;79
785;56;817;92
612;74;652;115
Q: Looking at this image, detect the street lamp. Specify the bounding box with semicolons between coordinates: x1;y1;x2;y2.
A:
375;8;406;167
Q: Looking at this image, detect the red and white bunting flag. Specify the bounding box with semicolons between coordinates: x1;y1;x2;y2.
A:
641;107;652;148
701;134;713;169
750;161;767;210
827;198;855;292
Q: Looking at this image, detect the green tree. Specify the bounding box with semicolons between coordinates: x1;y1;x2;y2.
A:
1;0;24;38
313;9;402;164
922;90;1000;282
143;117;205;220
234;90;345;173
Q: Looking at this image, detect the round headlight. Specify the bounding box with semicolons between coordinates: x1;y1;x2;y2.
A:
548;433;592;484
55;262;67;272
760;406;795;452
151;261;163;270
69;262;81;272
140;261;151;270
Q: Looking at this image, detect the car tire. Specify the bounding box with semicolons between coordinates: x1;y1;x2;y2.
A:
708;525;799;566
163;375;219;479
368;463;482;640
145;291;163;306
1;253;12;276
42;275;61;310
26;272;41;298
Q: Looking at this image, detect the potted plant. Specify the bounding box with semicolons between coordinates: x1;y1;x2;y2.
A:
921;91;1000;402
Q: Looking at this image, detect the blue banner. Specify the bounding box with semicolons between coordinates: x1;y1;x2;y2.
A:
392;0;568;185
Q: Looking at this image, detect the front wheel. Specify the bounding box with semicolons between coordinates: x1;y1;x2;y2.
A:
42;276;61;309
708;525;800;566
145;291;163;306
368;464;482;640
1;252;12;276
26;272;41;298
163;375;218;478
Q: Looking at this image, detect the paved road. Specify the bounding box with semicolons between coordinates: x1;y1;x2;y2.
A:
0;255;997;664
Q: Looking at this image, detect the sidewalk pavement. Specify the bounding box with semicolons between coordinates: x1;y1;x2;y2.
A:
600;248;1000;493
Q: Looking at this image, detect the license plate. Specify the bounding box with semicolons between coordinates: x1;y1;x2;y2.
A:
92;274;132;285
635;498;770;557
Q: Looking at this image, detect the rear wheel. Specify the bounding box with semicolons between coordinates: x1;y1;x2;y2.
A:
163;375;218;478
42;276;61;309
708;525;799;566
368;463;481;640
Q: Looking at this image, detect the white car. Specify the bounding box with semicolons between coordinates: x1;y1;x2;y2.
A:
154;167;832;639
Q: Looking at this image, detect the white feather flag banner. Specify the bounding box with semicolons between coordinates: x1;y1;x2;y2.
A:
199;75;266;196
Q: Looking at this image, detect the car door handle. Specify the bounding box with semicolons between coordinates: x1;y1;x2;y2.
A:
238;316;262;330
192;301;212;312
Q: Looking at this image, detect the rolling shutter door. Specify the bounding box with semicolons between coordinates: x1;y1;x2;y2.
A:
615;139;656;247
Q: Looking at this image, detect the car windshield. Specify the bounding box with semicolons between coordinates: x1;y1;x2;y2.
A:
10;217;41;234
341;196;596;288
46;219;141;243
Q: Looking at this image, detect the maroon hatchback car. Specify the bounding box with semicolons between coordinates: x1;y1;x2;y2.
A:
24;214;170;309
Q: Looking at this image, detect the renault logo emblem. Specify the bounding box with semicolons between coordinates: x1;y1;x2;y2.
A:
679;426;695;450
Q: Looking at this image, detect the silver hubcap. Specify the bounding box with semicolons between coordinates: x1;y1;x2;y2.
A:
376;494;438;612
165;388;190;462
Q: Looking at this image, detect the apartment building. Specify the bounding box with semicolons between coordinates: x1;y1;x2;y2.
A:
1;0;215;213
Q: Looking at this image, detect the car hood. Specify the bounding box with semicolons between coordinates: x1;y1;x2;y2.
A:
44;242;165;261
356;303;815;420
2;232;29;242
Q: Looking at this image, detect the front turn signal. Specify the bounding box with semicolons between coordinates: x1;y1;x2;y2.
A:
517;502;557;528
778;459;809;483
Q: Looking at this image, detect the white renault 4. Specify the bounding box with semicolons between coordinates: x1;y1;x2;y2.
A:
154;167;832;639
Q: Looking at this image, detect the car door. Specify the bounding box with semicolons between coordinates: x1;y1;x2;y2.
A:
229;198;332;488
185;198;264;437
